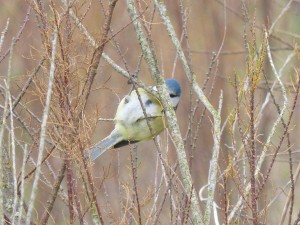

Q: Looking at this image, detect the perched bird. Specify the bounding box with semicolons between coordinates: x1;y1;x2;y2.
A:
86;79;181;161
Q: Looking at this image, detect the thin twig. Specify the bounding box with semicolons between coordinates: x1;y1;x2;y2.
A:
0;18;10;54
130;147;142;225
280;162;300;225
0;5;31;64
25;27;58;225
17;144;28;225
7;79;18;224
40;163;67;225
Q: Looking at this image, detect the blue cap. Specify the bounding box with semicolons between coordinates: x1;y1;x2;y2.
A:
166;79;181;96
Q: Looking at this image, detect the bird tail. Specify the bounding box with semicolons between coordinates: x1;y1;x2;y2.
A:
85;129;123;161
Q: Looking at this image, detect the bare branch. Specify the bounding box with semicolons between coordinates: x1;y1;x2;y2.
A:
25;27;58;225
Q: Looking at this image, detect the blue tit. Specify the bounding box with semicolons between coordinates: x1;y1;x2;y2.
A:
86;79;181;161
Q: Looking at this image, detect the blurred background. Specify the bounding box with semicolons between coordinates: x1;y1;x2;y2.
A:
0;0;300;224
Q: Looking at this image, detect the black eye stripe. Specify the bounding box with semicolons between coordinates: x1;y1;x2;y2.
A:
124;96;130;104
170;93;176;97
145;99;152;106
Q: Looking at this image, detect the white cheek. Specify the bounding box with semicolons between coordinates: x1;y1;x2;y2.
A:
171;96;180;108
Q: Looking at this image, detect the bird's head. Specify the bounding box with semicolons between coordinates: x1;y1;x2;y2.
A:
165;79;181;109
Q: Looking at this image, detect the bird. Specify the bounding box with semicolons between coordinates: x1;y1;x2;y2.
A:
86;79;181;161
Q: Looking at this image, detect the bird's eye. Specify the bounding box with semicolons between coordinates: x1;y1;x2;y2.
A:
124;96;130;104
170;93;176;98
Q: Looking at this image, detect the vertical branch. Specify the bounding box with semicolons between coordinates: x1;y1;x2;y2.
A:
286;126;293;225
0;36;15;224
280;162;300;225
65;160;75;224
204;91;222;224
7;80;18;224
0;19;9;53
17;144;28;225
130;147;142;225
73;182;84;225
249;62;258;225
246;32;265;224
153;0;223;223
78;1;118;223
228;36;270;223
223;171;228;225
0;57;9;225
63;1;75;223
25;27;58;225
126;0;204;224
2;34;18;225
